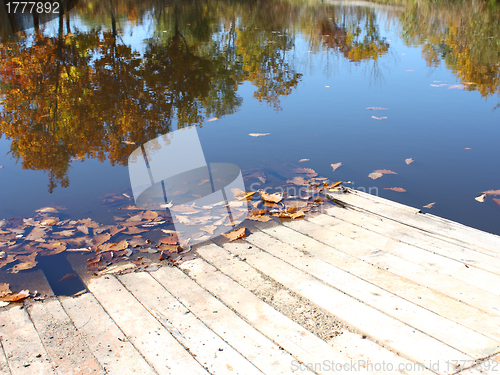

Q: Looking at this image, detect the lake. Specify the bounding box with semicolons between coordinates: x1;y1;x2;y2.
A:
1;0;499;294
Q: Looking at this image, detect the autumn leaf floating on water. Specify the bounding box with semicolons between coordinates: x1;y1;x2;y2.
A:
405;158;414;165
0;283;30;303
475;193;486;203
475;189;500;203
259;190;283;204
248;209;273;222
368;169;397;180
384;187;406;193
481;189;500;196
293;167;318;177
331;162;342;172
223;227;246;242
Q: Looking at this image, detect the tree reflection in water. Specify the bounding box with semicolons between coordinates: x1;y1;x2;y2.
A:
1;0;498;192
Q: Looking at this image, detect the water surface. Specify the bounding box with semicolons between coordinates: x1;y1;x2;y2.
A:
1;0;500;292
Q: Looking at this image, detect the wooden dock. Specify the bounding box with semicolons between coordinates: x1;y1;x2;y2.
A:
1;188;500;375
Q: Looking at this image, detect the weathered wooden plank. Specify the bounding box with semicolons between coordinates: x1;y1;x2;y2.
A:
329;331;435;375
241;230;500;358
262;224;500;343
0;305;57;375
322;205;500;277
175;259;374;375
60;292;157;375
326;189;500;256
150;266;316;375
118;271;264;375
284;219;500;317
26;298;104;375
196;243;437;375
0;331;12;375
86;275;209;375
220;241;473;375
307;213;500;295
454;353;500;375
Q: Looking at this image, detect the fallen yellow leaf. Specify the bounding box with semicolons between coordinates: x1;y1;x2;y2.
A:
223;227;246;241
331;162;342;172
0;290;30;302
475;193;486;202
368;169;397;180
384;187;406;193
259;190;283;203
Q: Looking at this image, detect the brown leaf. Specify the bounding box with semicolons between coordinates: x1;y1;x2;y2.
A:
0;254;16;268
368;172;383;179
368;169;397;180
259;191;283;204
326;181;342;189
0;283;11;297
223;227;246;242
293;168;318;177
330;162;342;172
38;241;66;256
201;225;217;234
160;236;178;245
36;206;59;213
286;177;308;186
93;233;111;247
10;253;38;273
109;226;125;236
52;229;76;238
129;236;149;248
231;189;256;200
142;210;158;220
158;244;178;252
405;158;414;165
248;215;272;222
108;240;129;251
384;187;406;193
0;290;30;302
119;205;142;210
78;218;100;229
290;210;305;219
25;227;46;241
77;225;89;235
40;217;58;226
423;202;436;209
123;227;148;235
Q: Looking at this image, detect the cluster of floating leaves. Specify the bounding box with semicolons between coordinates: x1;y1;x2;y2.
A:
0;168;339;287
